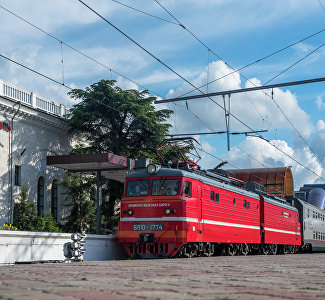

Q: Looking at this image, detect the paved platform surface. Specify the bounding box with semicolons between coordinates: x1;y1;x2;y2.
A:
0;253;325;299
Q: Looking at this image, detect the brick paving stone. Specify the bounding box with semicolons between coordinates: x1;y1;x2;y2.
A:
0;254;325;299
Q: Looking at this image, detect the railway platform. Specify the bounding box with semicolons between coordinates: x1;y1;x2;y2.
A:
0;253;325;299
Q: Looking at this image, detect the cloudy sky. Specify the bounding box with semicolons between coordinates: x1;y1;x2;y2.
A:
1;0;325;189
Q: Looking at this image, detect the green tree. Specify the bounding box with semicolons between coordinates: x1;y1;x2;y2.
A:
61;173;96;233
67;80;172;158
13;186;38;231
66;80;173;232
13;186;62;232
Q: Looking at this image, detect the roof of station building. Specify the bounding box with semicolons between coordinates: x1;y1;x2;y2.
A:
47;152;135;182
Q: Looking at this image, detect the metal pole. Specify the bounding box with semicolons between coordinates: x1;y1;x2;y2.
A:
155;76;325;104
96;170;102;234
9;102;21;224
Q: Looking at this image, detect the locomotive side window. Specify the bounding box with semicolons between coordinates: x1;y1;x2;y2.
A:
215;193;219;203
182;181;192;198
152;179;179;196
243;200;250;209
126;180;150;197
210;191;214;201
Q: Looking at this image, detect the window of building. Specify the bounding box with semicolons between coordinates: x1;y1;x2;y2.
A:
37;177;45;216
215;193;219;203
210;191;214;201
14;165;21;186
243;199;247;208
247;202;250;210
51;180;58;221
233;197;236;205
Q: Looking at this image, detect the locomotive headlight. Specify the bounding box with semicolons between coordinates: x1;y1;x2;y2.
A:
123;209;134;216
147;164;161;174
165;208;175;215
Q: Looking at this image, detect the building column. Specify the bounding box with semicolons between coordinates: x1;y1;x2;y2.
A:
96;170;102;234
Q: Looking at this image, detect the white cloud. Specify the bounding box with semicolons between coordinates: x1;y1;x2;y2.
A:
115;76;138;90
316;96;325;111
168;60;314;139
222;137;324;189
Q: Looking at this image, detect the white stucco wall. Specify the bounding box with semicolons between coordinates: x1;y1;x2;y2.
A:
0;231;127;264
0;80;71;225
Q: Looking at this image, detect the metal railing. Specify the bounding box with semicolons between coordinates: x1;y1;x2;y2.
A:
0;79;69;117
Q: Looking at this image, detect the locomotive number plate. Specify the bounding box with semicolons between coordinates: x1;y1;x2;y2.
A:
133;224;163;231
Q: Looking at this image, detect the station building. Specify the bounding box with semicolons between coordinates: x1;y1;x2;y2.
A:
0;79;71;226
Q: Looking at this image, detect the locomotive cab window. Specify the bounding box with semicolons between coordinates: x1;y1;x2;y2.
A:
126;180;150;197
152;179;179;196
182;181;192;198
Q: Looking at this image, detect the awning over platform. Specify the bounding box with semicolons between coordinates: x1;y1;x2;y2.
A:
47;153;135;182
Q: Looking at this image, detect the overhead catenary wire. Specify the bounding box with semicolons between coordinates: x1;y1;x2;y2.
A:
111;0;179;25
77;0;325;182
1;2;321;183
319;0;325;14
177;28;325;98
0;5;304;185
0;1;265;172
264;42;325;85
153;0;325;175
0;52;302;183
76;0;265;138
0;4;158;97
261;42;325;162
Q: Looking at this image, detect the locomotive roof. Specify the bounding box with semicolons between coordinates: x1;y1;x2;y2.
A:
126;166;297;212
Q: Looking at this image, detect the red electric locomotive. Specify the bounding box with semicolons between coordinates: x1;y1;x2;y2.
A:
118;139;301;258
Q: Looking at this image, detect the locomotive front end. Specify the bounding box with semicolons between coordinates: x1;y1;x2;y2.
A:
118;164;187;258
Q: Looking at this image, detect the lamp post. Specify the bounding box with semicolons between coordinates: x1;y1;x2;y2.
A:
9;101;21;224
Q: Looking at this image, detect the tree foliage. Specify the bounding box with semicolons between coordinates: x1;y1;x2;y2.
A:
13;186;38;231
13;186;61;232
67;80;173;159
65;80;175;232
60;173;96;233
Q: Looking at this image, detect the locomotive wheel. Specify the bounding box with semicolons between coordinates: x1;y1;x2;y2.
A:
262;244;274;255
185;243;198;258
261;244;269;255
270;244;278;255
204;243;214;257
240;243;250;256
289;245;296;254
284;245;291;254
227;243;239;256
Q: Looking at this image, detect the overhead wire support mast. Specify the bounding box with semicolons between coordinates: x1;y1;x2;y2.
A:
154;76;325;103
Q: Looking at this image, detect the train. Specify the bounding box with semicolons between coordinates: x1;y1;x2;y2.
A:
118;140;325;258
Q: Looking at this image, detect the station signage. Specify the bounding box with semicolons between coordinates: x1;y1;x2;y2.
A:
0;121;11;132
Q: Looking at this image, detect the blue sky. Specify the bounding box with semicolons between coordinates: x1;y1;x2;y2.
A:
1;0;325;189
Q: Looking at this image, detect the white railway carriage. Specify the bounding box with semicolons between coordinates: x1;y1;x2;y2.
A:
293;198;325;252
